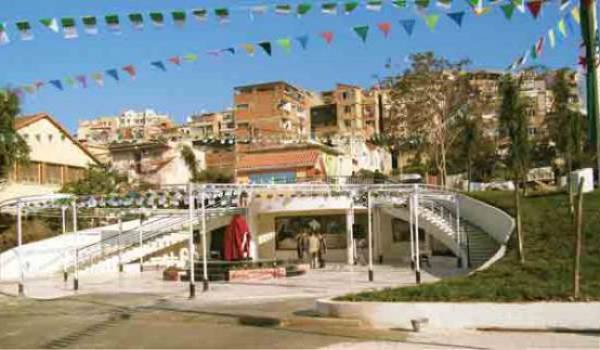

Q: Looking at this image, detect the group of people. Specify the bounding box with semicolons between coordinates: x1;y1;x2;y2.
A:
296;231;327;269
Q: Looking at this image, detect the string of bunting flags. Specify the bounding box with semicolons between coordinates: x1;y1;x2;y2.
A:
4;0;576;98
508;4;579;70
0;0;573;45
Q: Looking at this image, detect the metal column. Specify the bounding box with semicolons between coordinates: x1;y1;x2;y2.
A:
409;194;415;270
346;193;355;265
16;200;24;296
73;201;79;291
188;184;196;298
118;217;123;273
413;186;421;284
367;191;374;281
61;206;68;282
201;187;209;292
138;213;144;273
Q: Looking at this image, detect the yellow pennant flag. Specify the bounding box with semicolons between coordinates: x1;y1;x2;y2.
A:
571;7;580;24
241;43;255;56
474;6;492;16
558;19;567;38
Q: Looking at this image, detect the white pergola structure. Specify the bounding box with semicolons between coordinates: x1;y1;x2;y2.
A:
0;183;463;298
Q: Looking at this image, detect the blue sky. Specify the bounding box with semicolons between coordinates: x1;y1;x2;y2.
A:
0;0;582;132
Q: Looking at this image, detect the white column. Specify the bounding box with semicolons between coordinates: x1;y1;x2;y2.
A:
16;200;24;295
72;201;79;290
367;191;374;281
456;195;465;268
346;194;354;265
118;217;123;273
414;188;421;284
201;186;209;292
189;184;197;297
409;194;415;269
62;206;68;282
138;213;144;273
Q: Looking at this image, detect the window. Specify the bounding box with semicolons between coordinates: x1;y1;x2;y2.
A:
392;219;425;242
236;104;249;110
528;127;537;136
342;91;349;100
344;120;352;128
344;106;352;114
48;134;53;142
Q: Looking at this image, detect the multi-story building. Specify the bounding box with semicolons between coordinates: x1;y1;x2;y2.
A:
233;81;316;143
179;110;235;140
77;109;174;144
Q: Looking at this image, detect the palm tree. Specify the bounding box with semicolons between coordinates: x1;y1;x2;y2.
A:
498;74;530;264
0;90;29;180
455;111;480;192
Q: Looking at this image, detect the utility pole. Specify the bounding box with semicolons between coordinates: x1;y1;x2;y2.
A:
580;0;600;186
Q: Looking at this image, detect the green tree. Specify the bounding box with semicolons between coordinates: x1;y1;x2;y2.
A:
61;165;129;195
0;90;29;179
498;74;531;264
388;52;476;187
180;144;199;180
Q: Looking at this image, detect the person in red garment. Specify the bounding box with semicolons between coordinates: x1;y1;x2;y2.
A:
223;214;252;261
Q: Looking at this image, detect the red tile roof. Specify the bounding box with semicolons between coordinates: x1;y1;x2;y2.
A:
237;149;321;172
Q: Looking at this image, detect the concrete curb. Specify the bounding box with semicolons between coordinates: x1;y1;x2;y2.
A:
316;298;600;331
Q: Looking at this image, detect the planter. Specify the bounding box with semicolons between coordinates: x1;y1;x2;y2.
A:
162;267;183;281
228;267;286;282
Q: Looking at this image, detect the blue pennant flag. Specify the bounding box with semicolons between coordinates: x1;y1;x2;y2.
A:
221;47;236;55
151;61;166;71
447;12;465;27
49;80;63;90
399;19;416;35
106;69;119;81
296;35;309;50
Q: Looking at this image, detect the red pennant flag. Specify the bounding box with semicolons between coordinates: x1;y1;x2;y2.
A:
122;65;136;79
377;22;391;38
34;81;45;90
526;1;542;19
535;37;544;57
168;56;181;66
321;31;334;44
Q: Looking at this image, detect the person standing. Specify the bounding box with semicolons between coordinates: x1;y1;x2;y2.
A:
296;232;305;261
308;233;320;269
317;233;327;268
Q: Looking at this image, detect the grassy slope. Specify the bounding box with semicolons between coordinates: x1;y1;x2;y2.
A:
339;191;600;302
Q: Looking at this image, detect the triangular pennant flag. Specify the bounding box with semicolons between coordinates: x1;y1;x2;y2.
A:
105;14;121;34
169;56;181;66
192;9;208;22
61;18;78;39
277;38;292;52
353;25;369;43
106;69;119;81
526;1;542;19
564;14;574;34
40;18;59;33
321;31;334;44
149;12;165;28
548;29;556;48
344;2;359;14
258;41;272;56
366;0;384;11
474;6;492;15
558;19;567;37
531;44;538;60
151;61;166;71
322;3;338;14
296;35;309;49
16;22;34;41
447;12;465;27
535;37;544;57
500;4;515;19
242;43;256;56
172;11;186;27
34;81;45;91
392;0;407;8
65;77;76;87
424;14;440;31
222;47;236;55
91;72;104;86
518;50;529;66
437;0;453;9
82;16;98;35
400;19;416;35
184;53;198;62
513;0;526;13
466;0;480;9
122;65;136;79
128;13;144;30
297;4;312;16
415;0;431;10
377;22;391;37
249;6;268;20
49;80;63;91
560;0;570;11
207;50;222;57
571;7;580;23
275;5;292;15
24;85;36;95
0;23;9;45
215;8;230;23
76;75;87;88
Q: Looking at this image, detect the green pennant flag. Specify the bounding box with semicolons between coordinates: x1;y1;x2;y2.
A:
184;53;198;62
275;5;292;15
61;17;78;39
344;1;360;13
215;8;230;22
530;44;537;59
258;41;272;56
40;18;59;32
172;11;186;26
392;0;407;7
500;3;515;19
322;3;338;14
16;22;33;40
353;25;369;42
192;9;208;22
366;0;383;11
105;14;121;33
424;13;440;31
82;16;98;35
65;77;76;87
466;0;480;8
128;13;144;30
149;12;165;27
297;3;312;15
416;0;430;9
277;38;292;52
